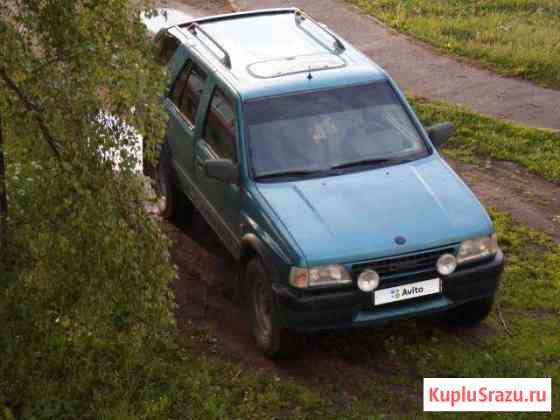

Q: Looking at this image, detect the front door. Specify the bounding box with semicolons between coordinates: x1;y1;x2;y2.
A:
194;81;241;257
164;56;209;190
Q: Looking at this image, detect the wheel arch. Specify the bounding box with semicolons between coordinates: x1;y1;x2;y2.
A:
239;233;279;302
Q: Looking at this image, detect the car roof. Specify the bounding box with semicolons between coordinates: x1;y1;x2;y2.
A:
169;8;388;101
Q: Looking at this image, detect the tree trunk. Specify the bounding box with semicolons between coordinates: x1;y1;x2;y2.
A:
0;112;7;245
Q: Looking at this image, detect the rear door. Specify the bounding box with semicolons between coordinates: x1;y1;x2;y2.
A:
194;80;241;257
164;54;209;192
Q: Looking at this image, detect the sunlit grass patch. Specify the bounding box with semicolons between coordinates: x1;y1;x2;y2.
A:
410;97;560;183
349;0;560;88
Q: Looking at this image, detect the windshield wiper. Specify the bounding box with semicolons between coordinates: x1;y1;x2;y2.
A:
255;169;327;180
331;157;412;170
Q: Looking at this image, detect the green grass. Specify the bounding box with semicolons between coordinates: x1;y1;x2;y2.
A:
410;97;560;183
348;0;560;88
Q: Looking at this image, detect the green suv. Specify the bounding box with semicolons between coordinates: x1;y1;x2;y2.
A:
151;8;504;358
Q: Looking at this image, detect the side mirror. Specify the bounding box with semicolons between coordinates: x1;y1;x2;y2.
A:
426;122;455;148
204;159;239;183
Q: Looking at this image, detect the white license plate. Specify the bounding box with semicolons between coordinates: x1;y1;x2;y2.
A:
374;278;441;306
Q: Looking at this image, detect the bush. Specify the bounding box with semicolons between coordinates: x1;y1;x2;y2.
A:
0;153;178;418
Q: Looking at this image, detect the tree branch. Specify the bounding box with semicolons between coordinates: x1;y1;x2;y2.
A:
0;66;62;159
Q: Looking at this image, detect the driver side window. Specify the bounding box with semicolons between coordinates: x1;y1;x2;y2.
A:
202;87;237;162
169;60;208;126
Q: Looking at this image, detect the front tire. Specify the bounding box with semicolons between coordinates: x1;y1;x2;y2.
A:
246;258;299;359
443;295;494;327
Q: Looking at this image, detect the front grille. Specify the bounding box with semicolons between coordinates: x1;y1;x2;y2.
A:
352;247;456;280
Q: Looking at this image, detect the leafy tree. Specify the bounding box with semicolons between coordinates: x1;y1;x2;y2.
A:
0;0;178;417
0;114;6;245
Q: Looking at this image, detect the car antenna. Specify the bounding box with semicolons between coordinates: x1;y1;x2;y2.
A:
307;66;313;80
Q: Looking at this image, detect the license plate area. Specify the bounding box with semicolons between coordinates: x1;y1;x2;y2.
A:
373;278;442;306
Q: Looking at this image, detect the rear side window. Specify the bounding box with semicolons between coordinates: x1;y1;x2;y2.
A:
169;61;208;125
155;32;180;64
203;88;237;161
181;64;207;125
170;64;189;105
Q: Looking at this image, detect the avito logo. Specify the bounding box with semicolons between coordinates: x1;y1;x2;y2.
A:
392;286;425;300
402;286;424;296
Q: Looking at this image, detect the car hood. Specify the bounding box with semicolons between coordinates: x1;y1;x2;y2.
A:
256;156;493;265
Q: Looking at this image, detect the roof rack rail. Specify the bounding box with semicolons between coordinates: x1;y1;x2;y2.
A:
183;22;232;68
180;8;297;26
294;9;345;54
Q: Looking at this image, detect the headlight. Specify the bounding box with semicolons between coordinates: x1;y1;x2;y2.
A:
457;234;498;264
289;265;351;288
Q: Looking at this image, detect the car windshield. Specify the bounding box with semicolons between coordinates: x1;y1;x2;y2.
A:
244;82;429;179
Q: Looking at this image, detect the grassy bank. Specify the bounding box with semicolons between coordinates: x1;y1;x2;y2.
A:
411;97;560;183
348;0;560;88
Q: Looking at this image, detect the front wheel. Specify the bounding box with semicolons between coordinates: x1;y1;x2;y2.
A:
443;296;494;327
246;258;300;359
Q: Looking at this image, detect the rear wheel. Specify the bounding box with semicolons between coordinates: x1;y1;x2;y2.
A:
443;295;494;327
246;258;300;359
155;148;192;223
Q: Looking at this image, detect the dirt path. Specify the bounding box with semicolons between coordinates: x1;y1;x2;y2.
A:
168;218;426;409
451;160;560;243
235;0;560;131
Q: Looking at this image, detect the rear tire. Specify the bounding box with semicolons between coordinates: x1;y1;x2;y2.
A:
443;295;494;327
155;147;192;223
246;258;300;359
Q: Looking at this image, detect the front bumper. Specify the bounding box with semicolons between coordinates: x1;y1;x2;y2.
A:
273;250;504;331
